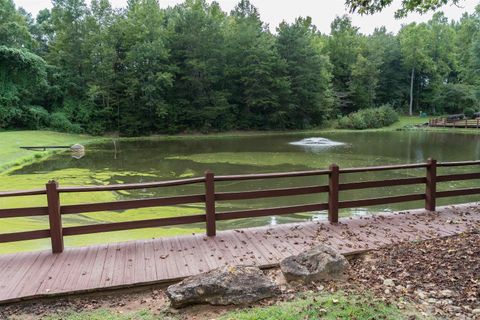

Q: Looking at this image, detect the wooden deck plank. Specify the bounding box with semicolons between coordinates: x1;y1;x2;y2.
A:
163;237;191;278
206;233;243;267
143;240;157;282
152;238;173;280
177;235;209;274
232;229;274;266
133;240;147;284
197;233;231;268
35;250;71;296
190;235;218;270
111;242;128;287
85;245;108;290
123;242;137;285
72;246;100;291
17;252;58;299
61;246;92;292
13;252;53;299
99;243;119;288
215;231;258;266
1;252;41;301
0;203;478;304
0;253;19;299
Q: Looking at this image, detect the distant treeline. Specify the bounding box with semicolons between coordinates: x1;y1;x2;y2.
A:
1;0;480;135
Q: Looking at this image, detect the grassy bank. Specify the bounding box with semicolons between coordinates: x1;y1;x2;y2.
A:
0;130;101;174
42;292;410;320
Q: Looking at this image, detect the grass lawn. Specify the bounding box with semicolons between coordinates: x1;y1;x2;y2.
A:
0;130;99;173
42;292;412;320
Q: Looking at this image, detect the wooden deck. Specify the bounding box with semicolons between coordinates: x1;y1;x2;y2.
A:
0;203;478;304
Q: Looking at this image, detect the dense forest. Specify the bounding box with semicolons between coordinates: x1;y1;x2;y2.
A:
1;0;480;135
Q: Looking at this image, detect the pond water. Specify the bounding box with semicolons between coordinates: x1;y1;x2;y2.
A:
2;131;480;252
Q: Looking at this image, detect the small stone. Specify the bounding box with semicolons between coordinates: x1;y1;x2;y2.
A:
384;289;391;294
395;285;405;292
472;309;480;315
436;299;453;306
439;289;454;298
427;298;437;304
383;279;395;287
416;290;427;300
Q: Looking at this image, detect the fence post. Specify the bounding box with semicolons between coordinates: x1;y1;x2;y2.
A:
328;164;339;223
425;158;437;212
46;180;64;253
204;171;216;236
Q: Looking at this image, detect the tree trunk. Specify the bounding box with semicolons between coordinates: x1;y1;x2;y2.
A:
409;66;415;116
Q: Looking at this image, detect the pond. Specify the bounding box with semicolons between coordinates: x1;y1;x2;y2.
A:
2;131;480;252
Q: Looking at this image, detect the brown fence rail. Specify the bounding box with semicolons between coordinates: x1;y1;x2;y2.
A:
0;159;479;253
429;118;480;128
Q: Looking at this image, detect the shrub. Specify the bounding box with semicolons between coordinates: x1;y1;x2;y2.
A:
464;107;475;119
49;112;83;133
337;105;399;130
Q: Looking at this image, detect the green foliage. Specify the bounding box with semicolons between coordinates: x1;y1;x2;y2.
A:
0;46;47;128
464;107;476;119
0;0;34;47
276;17;334;128
346;0;463;18
49;112;83;133
337;105;399;129
1;0;480;134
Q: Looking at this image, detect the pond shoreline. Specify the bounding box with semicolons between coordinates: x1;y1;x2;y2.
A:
3;116;479;174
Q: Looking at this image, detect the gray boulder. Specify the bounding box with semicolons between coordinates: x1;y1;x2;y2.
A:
280;245;349;283
166;265;280;308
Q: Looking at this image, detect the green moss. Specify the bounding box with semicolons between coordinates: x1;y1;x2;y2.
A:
167;152;400;169
0;167;203;253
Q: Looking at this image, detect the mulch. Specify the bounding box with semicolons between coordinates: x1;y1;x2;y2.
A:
341;230;480;319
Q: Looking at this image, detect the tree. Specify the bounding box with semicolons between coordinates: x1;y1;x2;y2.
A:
224;0;290;128
165;0;230;132
370;27;408;108
0;46;47;128
345;0;464;18
0;0;33;48
348;52;381;109
113;0;173;135
276;17;334;128
326;16;361;113
399;23;432;115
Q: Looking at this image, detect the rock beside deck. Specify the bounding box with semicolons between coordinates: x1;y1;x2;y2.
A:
166;265;280;308
280;245;349;283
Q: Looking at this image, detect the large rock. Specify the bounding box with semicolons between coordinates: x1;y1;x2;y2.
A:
280;245;349;283
166;265;280;308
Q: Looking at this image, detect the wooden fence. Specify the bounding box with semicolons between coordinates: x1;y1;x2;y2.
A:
429;118;480;128
1;159;479;253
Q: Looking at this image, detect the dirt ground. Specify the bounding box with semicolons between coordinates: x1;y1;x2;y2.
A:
0;231;478;320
